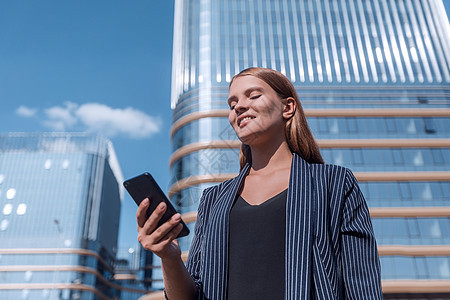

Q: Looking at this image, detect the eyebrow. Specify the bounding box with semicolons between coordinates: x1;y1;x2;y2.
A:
227;86;264;105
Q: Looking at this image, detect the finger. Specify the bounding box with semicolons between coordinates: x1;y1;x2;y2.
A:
151;213;182;244
136;198;150;228
141;201;169;235
138;214;181;251
139;223;183;256
154;223;184;250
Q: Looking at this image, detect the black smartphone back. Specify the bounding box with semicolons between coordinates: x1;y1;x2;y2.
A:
123;172;189;238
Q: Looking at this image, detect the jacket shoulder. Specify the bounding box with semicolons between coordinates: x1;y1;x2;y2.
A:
198;175;238;205
309;162;351;178
308;163;359;196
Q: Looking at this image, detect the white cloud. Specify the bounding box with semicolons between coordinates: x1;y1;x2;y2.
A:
16;105;37;117
75;103;161;138
24;102;162;139
43;102;78;131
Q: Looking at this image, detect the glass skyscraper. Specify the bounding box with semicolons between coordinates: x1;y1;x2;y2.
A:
161;0;450;299
0;133;125;299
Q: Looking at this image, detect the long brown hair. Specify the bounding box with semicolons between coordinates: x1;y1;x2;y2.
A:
230;67;324;169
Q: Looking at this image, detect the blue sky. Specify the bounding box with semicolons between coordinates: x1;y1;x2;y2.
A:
1;1;449;248
0;1;175;247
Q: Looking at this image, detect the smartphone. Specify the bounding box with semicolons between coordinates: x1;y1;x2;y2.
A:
123;172;190;238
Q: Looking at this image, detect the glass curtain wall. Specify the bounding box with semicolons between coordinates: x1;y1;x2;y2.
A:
0;133;123;299
168;0;450;298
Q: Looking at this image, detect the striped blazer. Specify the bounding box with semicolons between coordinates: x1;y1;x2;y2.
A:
186;153;383;299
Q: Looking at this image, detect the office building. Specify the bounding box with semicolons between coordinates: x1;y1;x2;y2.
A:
114;244;157;299
0;133;124;299
165;0;450;299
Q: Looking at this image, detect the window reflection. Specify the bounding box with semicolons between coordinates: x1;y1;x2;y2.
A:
381;257;450;280
314;148;446;171
44;159;52;170
374;218;450;245
395;257;415;278
24;270;32;282
407;119;417;134
3;204;12;215
6;188;16;200
334;150;344;165
421;183;432;201
16;204;27;215
171;149;240;184
1;220;9;231
440;259;450;278
172;116;449;150
330;119;339;134
429;220;442;238
413;150;424;166
62;159;70;170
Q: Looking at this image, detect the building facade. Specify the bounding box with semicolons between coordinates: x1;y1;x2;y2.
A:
0;133;125;299
114;244;157;299
167;0;450;299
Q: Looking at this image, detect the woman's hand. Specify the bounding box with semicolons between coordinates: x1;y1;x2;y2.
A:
137;198;197;299
136;198;184;260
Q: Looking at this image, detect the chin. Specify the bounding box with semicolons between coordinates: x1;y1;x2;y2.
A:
237;132;263;146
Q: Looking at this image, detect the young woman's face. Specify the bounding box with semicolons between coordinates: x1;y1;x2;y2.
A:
228;75;289;146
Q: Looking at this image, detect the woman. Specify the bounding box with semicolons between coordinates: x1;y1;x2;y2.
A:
137;67;383;299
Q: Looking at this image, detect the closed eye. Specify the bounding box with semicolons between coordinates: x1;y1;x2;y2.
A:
250;94;261;100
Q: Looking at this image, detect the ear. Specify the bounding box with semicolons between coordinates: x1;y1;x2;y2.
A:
282;97;296;119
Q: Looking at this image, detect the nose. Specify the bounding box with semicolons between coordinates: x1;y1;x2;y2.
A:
234;98;249;113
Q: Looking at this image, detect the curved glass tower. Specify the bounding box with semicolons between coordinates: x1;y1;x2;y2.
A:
168;0;450;298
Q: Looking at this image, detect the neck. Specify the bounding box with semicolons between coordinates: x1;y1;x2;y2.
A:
249;140;293;174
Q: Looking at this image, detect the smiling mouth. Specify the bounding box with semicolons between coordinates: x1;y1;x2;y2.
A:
238;116;254;127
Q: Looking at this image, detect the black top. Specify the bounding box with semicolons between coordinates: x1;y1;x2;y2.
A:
227;189;287;300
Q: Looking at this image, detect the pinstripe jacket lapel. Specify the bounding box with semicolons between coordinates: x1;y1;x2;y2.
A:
286;153;315;300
